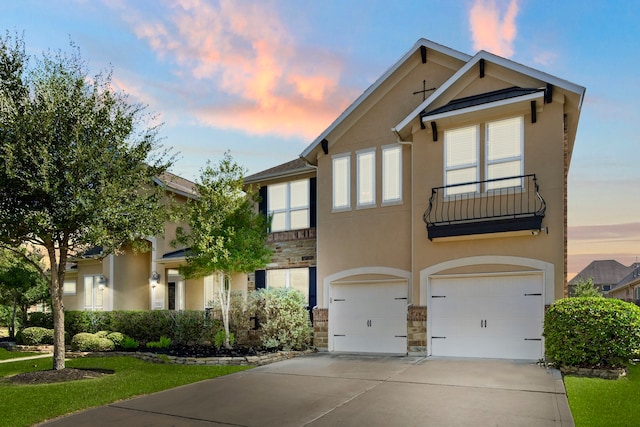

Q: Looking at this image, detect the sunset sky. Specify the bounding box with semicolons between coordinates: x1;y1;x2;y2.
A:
2;0;639;277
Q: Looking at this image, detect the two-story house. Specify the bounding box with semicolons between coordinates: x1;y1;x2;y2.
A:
292;39;585;359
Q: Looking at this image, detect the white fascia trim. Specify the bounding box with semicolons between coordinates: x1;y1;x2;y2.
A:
421;91;544;123
301;39;471;161
394;51;586;134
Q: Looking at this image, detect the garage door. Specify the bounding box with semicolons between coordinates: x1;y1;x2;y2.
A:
430;274;543;359
330;281;407;354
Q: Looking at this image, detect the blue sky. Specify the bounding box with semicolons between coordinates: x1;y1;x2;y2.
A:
2;0;639;276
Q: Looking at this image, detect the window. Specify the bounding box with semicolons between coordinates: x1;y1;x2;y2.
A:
444;125;479;195
267;268;309;302
63;280;76;295
635;287;640;300
83;275;104;311
268;179;309;232
357;149;375;207
332;155;350;210
444;117;524;194
382;145;402;203
486;116;523;190
204;275;215;309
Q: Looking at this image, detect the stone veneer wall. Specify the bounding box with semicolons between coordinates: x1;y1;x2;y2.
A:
268;228;317;269
407;306;427;354
312;307;328;350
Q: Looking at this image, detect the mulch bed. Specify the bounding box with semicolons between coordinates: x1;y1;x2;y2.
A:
6;368;114;385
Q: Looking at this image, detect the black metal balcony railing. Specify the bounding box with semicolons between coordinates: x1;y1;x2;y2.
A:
424;174;546;240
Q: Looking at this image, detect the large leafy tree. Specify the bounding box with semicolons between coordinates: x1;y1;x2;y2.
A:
175;153;272;348
0;33;173;369
0;247;49;339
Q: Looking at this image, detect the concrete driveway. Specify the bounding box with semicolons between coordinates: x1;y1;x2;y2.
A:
40;354;573;426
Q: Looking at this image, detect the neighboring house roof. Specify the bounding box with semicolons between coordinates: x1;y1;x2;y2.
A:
607;263;640;294
154;171;197;198
569;260;633;286
300;38;470;164
245;158;316;184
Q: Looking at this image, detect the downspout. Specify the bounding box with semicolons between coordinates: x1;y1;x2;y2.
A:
392;128;414;306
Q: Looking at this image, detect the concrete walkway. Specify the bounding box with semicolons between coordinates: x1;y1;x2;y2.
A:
0;353;52;363
39;353;573;426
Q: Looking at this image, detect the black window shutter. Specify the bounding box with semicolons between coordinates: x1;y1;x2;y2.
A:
309;178;317;228
308;267;317;308
258;186;268;217
255;270;266;289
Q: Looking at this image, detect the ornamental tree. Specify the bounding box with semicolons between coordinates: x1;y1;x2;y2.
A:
175;153;272;348
0;33;173;369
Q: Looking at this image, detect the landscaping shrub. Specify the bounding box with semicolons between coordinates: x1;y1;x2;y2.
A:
109;311;174;344
95;330;110;338
544;297;640;368
169;310;207;346
25;311;53;329
121;336;139;350
71;332;115;352
250;288;312;351
207;291;252;347
65;311;114;336
106;332;125;348
146;336;171;349
19;327;54;345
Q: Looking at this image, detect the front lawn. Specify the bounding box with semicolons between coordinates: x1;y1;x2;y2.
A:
0;356;250;427
565;364;640;427
0;348;42;361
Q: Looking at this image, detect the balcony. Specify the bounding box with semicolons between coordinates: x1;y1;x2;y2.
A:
424;174;546;241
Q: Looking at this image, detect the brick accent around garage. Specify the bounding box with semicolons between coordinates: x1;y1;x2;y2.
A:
312;307;328;350
407;306;427;354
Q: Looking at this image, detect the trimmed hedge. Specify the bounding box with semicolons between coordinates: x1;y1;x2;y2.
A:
71;332;116;352
19;327;54;345
544;297;640;368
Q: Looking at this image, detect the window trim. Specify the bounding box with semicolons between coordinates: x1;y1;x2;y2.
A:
332;153;351;211
356;148;376;208
382;144;402;205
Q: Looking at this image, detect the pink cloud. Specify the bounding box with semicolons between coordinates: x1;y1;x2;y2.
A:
469;0;519;57
118;0;353;140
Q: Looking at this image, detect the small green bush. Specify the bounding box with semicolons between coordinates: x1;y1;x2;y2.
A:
146;336;171;349
106;332;125;347
121;336;139;350
71;332;116;352
213;329;235;350
544;297;640;368
95;330;110;338
250;288;312;351
20;327;54;345
169;310;206;346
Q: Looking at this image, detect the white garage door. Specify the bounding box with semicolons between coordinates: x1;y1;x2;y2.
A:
330;281;407;354
430;274;543;360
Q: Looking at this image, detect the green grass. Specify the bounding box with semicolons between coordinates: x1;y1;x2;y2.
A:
0;348;41;360
0;356;250;427
565;364;640;426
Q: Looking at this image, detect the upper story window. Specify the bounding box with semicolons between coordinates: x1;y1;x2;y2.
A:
357;149;376;207
268;179;310;232
444;116;524;195
332;154;351;211
382;145;402;204
445;125;479;195
486;116;524;190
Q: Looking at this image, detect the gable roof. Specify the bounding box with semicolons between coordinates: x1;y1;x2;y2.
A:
607;264;640;293
569;259;633;286
393;50;585;138
154;171;197;199
245;158;316;184
300;39;470;163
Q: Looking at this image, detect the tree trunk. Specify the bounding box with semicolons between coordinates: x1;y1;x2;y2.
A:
10;297;17;340
219;272;232;349
46;244;66;370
